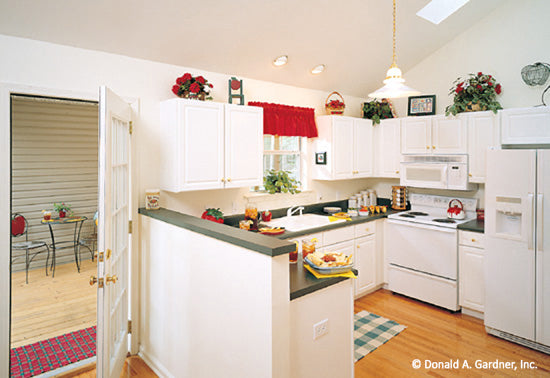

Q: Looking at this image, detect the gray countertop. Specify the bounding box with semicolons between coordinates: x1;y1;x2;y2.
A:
139;204;395;301
457;218;485;233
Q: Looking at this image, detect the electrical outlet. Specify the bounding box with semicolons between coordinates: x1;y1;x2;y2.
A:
313;319;329;340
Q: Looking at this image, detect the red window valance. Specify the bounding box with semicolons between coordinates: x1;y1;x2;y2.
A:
248;102;318;138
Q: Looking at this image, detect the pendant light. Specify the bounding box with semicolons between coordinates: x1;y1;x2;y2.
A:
369;0;420;99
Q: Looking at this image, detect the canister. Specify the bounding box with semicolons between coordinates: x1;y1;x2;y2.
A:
145;189;160;210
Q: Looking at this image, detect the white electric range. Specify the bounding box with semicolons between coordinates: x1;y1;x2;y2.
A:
386;194;477;311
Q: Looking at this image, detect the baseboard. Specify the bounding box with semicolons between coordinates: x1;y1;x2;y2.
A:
354;283;385;299
139;346;174;378
461;307;484;320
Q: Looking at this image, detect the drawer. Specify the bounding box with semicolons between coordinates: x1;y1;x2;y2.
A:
297;232;324;248
354;222;376;238
459;230;485;249
323;226;355;246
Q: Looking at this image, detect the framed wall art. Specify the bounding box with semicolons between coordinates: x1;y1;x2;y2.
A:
315;152;327;165
407;95;436;116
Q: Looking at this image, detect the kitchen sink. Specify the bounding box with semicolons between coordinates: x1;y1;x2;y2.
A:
263;213;344;232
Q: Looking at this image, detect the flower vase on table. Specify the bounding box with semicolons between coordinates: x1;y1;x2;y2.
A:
58;210;66;218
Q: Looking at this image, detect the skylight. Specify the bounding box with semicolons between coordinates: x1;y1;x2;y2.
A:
416;0;470;25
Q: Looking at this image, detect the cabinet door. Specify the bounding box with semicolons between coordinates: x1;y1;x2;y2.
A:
375;119;401;177
224;104;263;188
432;116;467;154
401;117;431;154
353;118;374;177
332;117;354;179
354;235;376;297
467;112;497;183
501;107;550;145
181;101;224;190
459;245;485;312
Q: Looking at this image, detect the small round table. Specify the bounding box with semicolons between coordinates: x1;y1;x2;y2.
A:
41;216;87;277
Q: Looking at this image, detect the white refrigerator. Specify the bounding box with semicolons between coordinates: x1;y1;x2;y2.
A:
485;149;550;353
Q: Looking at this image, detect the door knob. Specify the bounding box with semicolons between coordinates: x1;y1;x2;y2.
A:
89;276;104;288
106;275;118;284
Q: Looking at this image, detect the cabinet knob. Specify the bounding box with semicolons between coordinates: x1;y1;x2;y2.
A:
426;146;430;150
395;170;399;174
471;238;476;242
227;178;231;182
468;173;472;177
432;145;436;150
221;178;226;182
356;245;360;248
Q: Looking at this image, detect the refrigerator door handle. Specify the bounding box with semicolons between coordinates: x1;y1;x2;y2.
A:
528;193;535;250
537;194;543;252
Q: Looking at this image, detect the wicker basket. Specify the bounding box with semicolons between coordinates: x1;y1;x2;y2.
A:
325;91;345;115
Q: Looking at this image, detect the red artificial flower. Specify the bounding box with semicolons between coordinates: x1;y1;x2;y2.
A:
456;86;463;93
172;85;180;95
181;73;192;82
176;77;185;85
195;76;206;84
477;72;483;76
477;84;483;90
495;84;502;94
189;82;200;93
488;81;493;87
209;83;213;88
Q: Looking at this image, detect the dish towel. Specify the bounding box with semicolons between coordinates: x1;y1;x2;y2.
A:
328;216;352;222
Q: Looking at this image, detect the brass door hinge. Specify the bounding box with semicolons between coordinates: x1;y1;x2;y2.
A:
129;220;132;234
128;320;132;334
129;121;133;135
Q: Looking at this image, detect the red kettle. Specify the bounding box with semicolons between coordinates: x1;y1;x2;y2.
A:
447;199;466;220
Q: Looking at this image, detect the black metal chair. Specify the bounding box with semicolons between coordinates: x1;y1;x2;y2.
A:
11;213;50;284
78;211;97;264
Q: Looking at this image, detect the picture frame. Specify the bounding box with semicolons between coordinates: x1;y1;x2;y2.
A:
315;152;327;165
407;95;436;116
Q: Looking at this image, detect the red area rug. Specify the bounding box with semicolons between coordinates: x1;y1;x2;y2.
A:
10;326;96;378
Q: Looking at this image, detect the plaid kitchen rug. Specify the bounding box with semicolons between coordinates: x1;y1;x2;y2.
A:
10;326;96;377
354;311;406;362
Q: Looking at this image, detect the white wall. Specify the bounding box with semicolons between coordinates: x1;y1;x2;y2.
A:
393;0;550;117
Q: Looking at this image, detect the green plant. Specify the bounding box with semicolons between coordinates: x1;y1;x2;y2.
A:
362;99;395;125
445;72;502;116
53;202;71;214
263;170;300;194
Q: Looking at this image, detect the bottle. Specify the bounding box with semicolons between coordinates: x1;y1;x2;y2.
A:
368;190;377;207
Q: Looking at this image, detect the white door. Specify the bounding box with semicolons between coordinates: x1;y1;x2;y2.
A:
224;104;263;188
432;116;467;154
485;149;536;340
401;117;431;154
98;86;132;378
536;149;550;346
459;245;485;312
354;235;376;296
375;119;401;177
332;117;354;179
353;119;373;177
467;112;497;183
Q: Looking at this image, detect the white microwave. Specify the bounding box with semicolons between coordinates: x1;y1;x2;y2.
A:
400;155;476;190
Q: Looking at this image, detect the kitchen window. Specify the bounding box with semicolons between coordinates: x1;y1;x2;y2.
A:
257;135;303;191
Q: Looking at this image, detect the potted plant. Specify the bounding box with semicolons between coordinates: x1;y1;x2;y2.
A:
445;72;502;116
264;170;300;194
362;99;395;125
53;202;71;218
172;73;213;100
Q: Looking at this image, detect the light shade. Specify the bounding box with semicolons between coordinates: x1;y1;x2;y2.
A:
311;64;325;74
273;55;288;66
369;63;420;99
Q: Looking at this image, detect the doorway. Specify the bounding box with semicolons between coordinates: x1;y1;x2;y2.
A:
10;94;99;377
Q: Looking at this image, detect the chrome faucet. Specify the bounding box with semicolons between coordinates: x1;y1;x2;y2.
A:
287;206;304;217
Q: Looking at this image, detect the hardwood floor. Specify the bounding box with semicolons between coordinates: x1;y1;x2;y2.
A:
59;356;158;378
354;289;550;377
11;258;96;348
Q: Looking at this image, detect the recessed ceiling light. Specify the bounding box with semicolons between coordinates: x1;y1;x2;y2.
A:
311;65;325;74
273;55;288;66
416;0;470;25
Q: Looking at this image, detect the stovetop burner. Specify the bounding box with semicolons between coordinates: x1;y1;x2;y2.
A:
408;211;429;216
399;214;416;218
432;218;456;224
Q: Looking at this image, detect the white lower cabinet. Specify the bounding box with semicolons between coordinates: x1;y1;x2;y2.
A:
459;230;485;315
354;235;376;296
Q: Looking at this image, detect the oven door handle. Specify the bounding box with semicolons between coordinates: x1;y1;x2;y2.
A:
387;219;457;233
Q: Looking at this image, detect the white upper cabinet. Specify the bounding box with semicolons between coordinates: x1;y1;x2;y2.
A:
374;118;401;178
464;111;498;183
224;104;263;188
159;99;262;192
312;115;373;180
401;115;467;154
431;115;467;154
501;106;550;145
401;116;431;154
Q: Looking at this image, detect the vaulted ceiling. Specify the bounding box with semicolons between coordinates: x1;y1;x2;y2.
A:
0;0;504;97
